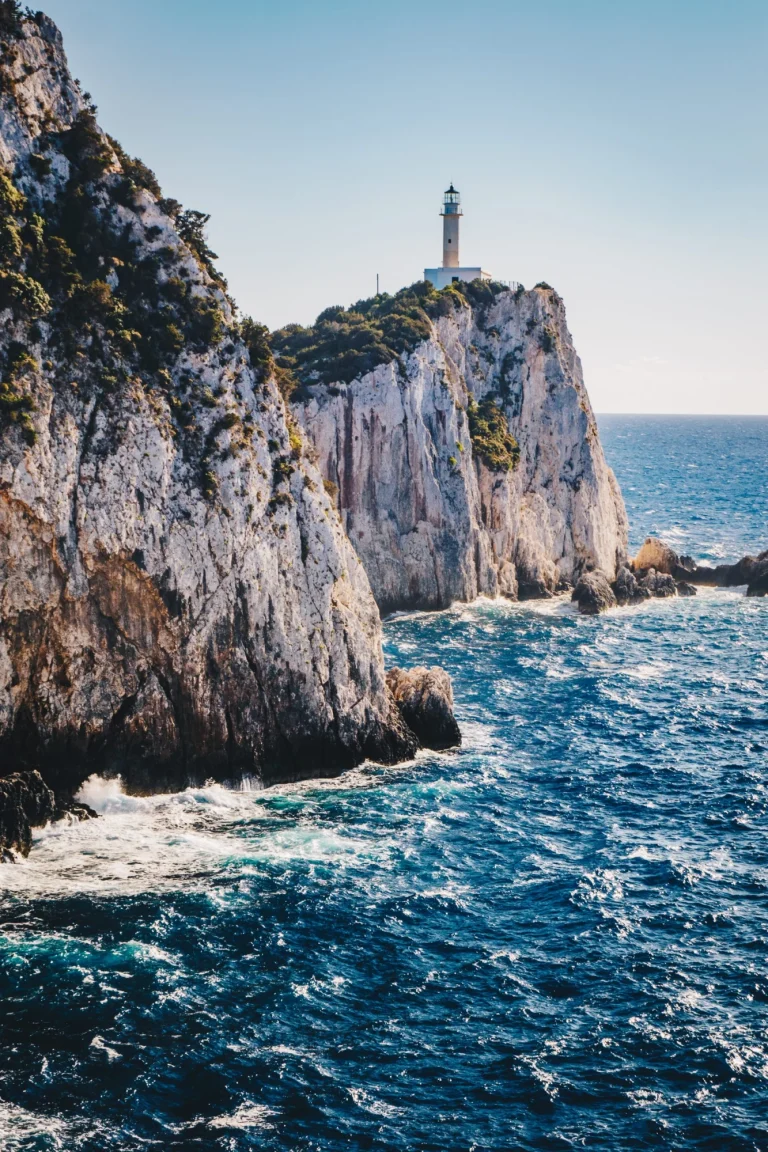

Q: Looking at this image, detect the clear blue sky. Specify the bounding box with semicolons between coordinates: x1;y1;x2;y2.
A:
41;0;767;413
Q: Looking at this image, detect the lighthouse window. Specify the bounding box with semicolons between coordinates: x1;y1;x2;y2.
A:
448;238;452;243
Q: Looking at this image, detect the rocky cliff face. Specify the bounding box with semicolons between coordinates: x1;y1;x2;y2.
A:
288;283;628;613
0;9;420;798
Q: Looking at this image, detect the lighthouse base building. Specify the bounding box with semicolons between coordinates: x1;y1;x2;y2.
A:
424;184;492;289
424;265;493;290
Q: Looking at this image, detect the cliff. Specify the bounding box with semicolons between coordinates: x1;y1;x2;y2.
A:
284;281;628;614
0;8;424;806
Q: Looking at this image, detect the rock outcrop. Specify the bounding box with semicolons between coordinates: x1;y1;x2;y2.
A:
573;554;696;617
0;9;453;828
0;770;55;857
636;568;678;598
613;565;649;607
632;537;768;597
386;666;461;751
633;538;680;576
0;769;96;858
286;282;628;614
746;562;768;599
571;570;617;616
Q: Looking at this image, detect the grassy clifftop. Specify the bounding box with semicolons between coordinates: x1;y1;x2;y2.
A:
271;278;509;393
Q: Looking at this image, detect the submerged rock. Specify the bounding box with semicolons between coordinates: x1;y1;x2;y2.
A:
572;570;617;615
386;667;461;751
676;581;697;597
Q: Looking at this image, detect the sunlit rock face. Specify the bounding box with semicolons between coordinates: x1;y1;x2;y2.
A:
292;286;628;613
0;11;417;794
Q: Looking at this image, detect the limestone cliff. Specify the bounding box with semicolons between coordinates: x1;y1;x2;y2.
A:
285;282;628;613
0;9;419;797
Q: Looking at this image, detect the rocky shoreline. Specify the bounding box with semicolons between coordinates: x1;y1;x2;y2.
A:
572;536;768;615
0;664;458;858
0;770;97;860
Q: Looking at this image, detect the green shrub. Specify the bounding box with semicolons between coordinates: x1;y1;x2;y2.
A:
286;414;303;457
25;213;45;257
0;217;22;264
272;282;440;389
0;270;51;316
241;316;273;381
0;379;36;444
177;209;218;273
268;491;293;512
186;296;224;348
107;136;162;199
61;112;114;181
202;468;218;499
0;340;38;446
540;325;556;354
272;456;294;484
534;281;553;291
159;197;182;220
0;172;25;215
467;397;520;472
0;1;23;37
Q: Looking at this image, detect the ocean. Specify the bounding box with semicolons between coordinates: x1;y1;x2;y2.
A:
1;415;767;1151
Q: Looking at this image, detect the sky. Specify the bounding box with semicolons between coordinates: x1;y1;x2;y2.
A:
39;0;767;414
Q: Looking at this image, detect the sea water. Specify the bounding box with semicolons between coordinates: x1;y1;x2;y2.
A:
0;416;766;1151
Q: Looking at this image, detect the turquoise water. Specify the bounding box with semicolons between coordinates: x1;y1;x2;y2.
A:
0;417;766;1150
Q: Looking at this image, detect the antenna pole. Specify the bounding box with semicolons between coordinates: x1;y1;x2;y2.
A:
376;273;379;296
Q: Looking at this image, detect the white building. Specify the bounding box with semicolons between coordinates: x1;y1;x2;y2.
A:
424;184;492;290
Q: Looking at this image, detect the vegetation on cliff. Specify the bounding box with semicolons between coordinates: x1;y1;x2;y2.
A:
0;32;250;489
271;278;509;393
467;396;520;472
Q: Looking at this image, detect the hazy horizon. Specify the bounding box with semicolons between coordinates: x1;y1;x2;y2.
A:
40;0;767;415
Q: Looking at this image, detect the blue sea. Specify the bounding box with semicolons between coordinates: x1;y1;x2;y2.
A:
1;415;767;1151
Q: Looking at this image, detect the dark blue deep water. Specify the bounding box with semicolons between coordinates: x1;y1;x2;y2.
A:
1;416;767;1151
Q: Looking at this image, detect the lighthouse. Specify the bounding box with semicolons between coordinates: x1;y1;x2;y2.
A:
424;184;492;290
442;182;461;267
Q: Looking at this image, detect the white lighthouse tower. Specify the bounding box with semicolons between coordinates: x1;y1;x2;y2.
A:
424;184;492;290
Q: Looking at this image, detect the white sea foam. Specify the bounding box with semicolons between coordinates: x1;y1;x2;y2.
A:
208;1102;277;1130
0;771;396;898
89;1035;122;1062
0;1099;96;1150
347;1086;403;1118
